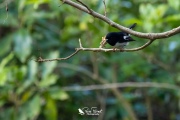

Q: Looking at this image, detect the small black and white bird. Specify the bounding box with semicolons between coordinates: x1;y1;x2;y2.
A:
101;23;137;50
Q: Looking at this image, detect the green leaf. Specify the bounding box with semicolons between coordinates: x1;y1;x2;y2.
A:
0;12;19;26
25;0;50;4
16;61;37;95
18;95;41;120
152;5;167;19
18;0;26;11
0;36;12;56
27;95;41;119
44;97;57;120
27;59;38;80
41;51;58;78
49;87;69;100
168;0;180;10
0;107;14;120
39;75;58;88
13;29;32;63
0;53;13;68
165;14;180;22
25;0;50;9
0;53;13;86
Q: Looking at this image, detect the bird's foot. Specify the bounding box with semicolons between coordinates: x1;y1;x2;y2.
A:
119;48;125;52
113;48;117;52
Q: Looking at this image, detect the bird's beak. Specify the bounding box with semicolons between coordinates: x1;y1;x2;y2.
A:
129;37;135;41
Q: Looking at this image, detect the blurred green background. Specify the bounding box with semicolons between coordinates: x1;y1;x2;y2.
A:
0;0;180;120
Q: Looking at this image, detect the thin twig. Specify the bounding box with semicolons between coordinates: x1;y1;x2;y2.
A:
125;40;154;51
79;38;83;48
76;0;92;13
61;82;180;91
61;0;180;40
103;0;107;17
36;49;80;62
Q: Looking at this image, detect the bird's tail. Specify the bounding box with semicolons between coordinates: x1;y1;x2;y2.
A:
125;23;137;36
129;23;137;29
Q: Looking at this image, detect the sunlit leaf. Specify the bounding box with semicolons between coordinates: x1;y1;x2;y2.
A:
44;97;57;120
25;0;50;9
0;53;13;86
168;0;180;10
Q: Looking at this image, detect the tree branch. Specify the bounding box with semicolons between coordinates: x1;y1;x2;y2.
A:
35;49;80;62
76;0;92;13
61;82;180;91
61;0;180;40
102;0;107;17
36;39;153;62
76;39;154;52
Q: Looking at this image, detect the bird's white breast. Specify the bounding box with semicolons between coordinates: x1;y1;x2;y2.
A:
114;42;129;49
